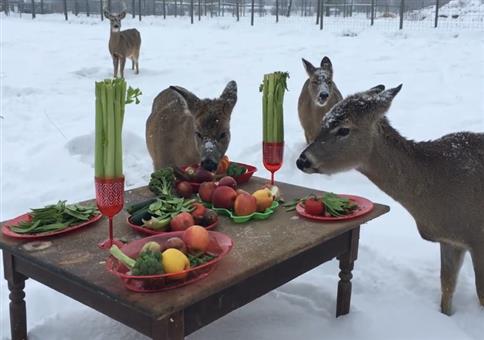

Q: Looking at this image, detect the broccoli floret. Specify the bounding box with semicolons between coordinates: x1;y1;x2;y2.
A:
131;251;164;276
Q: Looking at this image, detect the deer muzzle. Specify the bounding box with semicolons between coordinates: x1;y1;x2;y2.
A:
200;139;220;172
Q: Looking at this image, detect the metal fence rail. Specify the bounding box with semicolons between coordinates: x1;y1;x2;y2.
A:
2;0;483;30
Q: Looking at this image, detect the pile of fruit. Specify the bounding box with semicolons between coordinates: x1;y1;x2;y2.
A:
195;175;276;217
109;225;214;278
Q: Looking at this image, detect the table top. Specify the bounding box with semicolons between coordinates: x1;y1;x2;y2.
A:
0;177;389;320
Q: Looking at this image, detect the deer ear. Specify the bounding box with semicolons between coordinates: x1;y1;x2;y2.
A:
321;56;333;72
302;58;316;77
170;86;200;113
119;10;126;19
103;9;112;19
379;84;402;101
220;81;237;114
367;84;385;94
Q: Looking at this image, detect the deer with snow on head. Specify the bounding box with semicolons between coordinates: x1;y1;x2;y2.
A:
298;56;343;144
146;81;238;171
104;7;141;78
296;84;484;315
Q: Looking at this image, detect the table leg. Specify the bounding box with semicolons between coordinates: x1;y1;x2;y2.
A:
336;227;360;317
3;251;28;340
152;311;184;340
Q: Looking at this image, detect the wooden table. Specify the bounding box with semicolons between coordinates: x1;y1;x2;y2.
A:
0;177;389;340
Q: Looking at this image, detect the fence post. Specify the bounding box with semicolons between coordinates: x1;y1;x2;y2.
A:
316;0;320;24
31;0;35;18
131;0;135;17
251;0;254;25
198;0;201;20
370;0;374;25
3;0;8;15
191;0;194;23
138;0;141;20
63;0;68;20
40;0;44;14
276;0;278;22
163;0;166;18
399;0;404;29
74;0;79;16
107;0;111;12
434;0;439;28
320;0;324;30
100;0;103;20
236;0;239;21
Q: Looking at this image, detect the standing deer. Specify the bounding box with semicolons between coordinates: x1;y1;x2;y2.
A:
104;9;141;78
296;84;484;315
146;81;237;171
298;56;343;144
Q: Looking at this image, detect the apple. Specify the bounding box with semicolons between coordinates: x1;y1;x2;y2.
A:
212;186;237;210
199;181;217;202
183;225;210;254
234;193;257;216
176;181;193;198
170;212;195;231
194;168;214;183
163;237;187;254
218;176;237;189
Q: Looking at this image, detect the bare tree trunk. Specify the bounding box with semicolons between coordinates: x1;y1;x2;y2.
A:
286;0;292;16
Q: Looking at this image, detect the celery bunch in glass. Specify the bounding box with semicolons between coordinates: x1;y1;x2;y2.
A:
260;72;289;143
94;79;141;178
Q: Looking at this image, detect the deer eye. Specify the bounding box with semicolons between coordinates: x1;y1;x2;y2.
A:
195;132;203;139
336;127;350;137
219;132;227;140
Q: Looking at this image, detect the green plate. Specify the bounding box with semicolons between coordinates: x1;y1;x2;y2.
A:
207;201;279;223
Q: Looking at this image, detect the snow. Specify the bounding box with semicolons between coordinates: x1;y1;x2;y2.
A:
1;11;484;340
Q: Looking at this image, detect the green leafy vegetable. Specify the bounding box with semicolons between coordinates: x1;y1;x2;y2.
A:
9;201;99;234
109;245;164;276
283;193;357;216
188;253;215;267
149;167;175;197
226;162;246;177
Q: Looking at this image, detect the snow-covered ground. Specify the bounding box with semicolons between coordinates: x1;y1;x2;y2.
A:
1;12;484;340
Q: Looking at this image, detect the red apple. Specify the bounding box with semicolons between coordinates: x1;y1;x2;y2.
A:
212;186;237;210
218;176;237;190
176;181;193;198
199;181;217;202
170;212;195;231
163;237;187;254
234;193;257;216
183;225;210;254
194;168;214;183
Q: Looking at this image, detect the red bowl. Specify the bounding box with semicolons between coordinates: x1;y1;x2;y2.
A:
126;215;219;235
179;162;257;193
106;231;233;292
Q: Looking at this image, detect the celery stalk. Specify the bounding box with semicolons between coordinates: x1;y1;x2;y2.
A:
105;84;116;178
95;82;105;178
114;81;123;177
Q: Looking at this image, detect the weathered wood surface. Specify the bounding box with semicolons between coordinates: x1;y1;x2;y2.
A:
0;177;389;325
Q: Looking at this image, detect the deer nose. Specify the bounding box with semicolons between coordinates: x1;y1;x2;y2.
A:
201;158;218;172
319;92;329;102
296;154;311;170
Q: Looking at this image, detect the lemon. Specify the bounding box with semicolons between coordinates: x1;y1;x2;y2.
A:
162;248;190;279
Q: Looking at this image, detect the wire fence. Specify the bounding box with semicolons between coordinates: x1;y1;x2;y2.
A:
2;0;483;30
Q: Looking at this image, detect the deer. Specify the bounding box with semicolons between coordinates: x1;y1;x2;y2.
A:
296;84;484;315
104;8;141;78
298;56;343;144
146;81;237;172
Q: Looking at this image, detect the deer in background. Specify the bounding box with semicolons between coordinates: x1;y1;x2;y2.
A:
296;84;484;315
146;81;238;171
104;9;141;78
298;56;343;144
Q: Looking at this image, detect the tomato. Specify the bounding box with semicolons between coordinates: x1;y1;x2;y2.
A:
216;155;230;174
304;198;325;216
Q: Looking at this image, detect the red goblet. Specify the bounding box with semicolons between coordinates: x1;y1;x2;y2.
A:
95;176;125;249
262;141;284;185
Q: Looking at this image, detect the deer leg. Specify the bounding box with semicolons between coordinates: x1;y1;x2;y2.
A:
119;57;126;79
131;59;135;70
112;56;119;78
135;59;139;74
440;243;465;315
470;246;484;308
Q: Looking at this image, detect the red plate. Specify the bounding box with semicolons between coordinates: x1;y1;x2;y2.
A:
180;162;257;193
106;231;233;292
126;216;219;235
1;213;103;239
296;195;374;222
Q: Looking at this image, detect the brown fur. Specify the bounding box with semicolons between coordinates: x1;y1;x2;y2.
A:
146;81;237;171
297;84;484;315
104;10;141;78
298;57;342;144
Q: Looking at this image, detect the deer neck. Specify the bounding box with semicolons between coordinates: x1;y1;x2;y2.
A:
357;119;428;214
